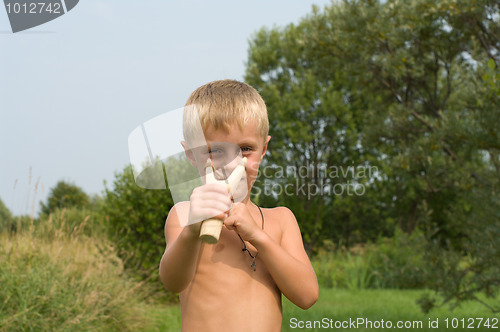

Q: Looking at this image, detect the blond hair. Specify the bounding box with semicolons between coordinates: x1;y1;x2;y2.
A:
183;79;268;145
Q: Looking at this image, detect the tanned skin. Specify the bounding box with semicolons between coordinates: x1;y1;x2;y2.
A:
159;120;318;332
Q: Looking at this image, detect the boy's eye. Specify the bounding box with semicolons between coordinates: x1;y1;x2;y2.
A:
240;147;252;153
208;149;224;158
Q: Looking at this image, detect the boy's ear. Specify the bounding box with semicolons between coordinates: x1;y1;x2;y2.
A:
181;141;197;167
260;135;271;161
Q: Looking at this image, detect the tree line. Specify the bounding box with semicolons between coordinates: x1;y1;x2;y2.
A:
245;0;499;312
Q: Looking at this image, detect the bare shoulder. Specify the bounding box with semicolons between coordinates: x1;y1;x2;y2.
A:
163;201;191;248
263;206;297;227
259;206;301;243
261;206;294;216
165;201;190;228
262;206;308;258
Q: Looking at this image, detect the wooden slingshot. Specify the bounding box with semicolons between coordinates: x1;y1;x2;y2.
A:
199;157;247;244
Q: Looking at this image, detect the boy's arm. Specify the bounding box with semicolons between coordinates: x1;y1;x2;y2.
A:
225;204;318;309
159;183;232;293
159;204;202;293
250;207;319;309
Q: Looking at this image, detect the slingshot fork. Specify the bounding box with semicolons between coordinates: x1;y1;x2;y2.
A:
199;157;247;244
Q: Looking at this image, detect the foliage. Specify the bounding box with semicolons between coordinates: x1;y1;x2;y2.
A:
40;180;90;216
369;230;430;289
422;188;500;313
36;207;107;239
313;230;429;290
0;197;34;235
246;11;393;252
246;0;499;310
0;208;157;332
0;197;12;233
101;164;174;295
312;242;375;290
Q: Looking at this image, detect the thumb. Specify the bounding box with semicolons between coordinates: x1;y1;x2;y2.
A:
223;212;239;231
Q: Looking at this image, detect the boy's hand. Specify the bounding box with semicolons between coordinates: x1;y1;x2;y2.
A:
224;203;264;242
187;182;232;236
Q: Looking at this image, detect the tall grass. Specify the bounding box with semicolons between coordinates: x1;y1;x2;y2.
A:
312;243;378;290
312;231;430;291
0;208;158;332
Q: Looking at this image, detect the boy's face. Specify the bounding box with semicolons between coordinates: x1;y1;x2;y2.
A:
184;119;270;202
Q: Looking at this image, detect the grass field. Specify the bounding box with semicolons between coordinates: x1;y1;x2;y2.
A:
145;289;499;331
1;210;497;331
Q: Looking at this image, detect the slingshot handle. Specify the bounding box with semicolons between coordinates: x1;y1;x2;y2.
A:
199;218;224;244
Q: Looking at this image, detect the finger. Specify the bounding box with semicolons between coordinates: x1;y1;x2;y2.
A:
223;215;238;231
204;182;231;196
213;211;228;220
198;191;231;205
195;186;231;205
224;213;241;227
199;208;227;221
200;201;231;216
191;185;225;201
191;189;231;207
224;221;236;231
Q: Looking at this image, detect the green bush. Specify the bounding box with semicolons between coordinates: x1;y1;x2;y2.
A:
36;207;107;239
0;208;156;331
311;242;337;288
0;198;34;235
4;215;33;234
0;197;12;233
40;181;90;216
101;165;175;300
312;241;377;290
312;230;430;290
368;229;430;289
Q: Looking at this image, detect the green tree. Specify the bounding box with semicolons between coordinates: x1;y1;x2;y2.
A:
246;3;396;251
0;197;12;233
422;57;500;313
246;0;499;309
40;180;90;216
101;164;174;286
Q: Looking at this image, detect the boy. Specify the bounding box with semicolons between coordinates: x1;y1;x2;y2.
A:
159;79;318;331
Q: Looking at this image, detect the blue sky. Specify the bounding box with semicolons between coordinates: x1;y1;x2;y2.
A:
0;0;332;216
